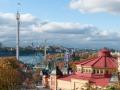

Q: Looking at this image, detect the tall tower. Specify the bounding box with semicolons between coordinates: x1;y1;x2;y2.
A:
64;50;69;74
44;39;47;66
16;3;20;60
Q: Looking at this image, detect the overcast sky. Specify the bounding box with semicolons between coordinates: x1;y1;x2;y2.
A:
0;0;120;49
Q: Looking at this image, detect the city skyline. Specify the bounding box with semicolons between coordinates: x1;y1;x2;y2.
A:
0;0;120;48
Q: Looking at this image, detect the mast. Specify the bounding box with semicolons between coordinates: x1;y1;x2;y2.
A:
64;49;69;74
44;39;47;67
16;3;20;60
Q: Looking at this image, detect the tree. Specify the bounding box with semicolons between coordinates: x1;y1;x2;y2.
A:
0;57;23;89
105;86;116;90
32;68;41;85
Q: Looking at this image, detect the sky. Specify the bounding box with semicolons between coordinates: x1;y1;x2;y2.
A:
0;0;120;49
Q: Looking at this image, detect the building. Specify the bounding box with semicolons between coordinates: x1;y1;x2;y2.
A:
43;48;118;90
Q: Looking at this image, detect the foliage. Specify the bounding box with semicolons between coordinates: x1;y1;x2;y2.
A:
0;57;23;90
105;86;116;90
105;84;120;90
72;52;97;61
32;68;42;84
73;56;80;61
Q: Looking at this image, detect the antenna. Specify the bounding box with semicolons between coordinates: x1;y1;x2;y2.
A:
44;39;47;66
16;3;21;60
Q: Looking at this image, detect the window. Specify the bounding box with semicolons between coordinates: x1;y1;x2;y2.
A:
93;69;95;74
97;69;99;74
89;69;91;73
83;69;85;72
100;70;103;73
106;70;108;74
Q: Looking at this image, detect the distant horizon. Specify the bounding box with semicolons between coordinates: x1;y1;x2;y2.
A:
1;42;120;50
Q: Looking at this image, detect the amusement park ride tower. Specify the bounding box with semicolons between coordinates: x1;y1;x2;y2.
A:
16;3;20;60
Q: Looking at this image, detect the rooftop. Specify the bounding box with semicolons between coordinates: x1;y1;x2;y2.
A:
77;48;117;68
58;75;110;87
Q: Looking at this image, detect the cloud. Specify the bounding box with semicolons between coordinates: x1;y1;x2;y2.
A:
70;0;120;14
0;12;37;27
0;12;120;48
0;13;38;44
33;22;97;34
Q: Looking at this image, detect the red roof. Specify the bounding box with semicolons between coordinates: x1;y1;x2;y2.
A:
58;75;110;87
91;78;109;87
77;48;117;68
57;48;117;87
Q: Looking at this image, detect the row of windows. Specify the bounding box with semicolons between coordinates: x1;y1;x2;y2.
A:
77;68;116;74
77;68;92;73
